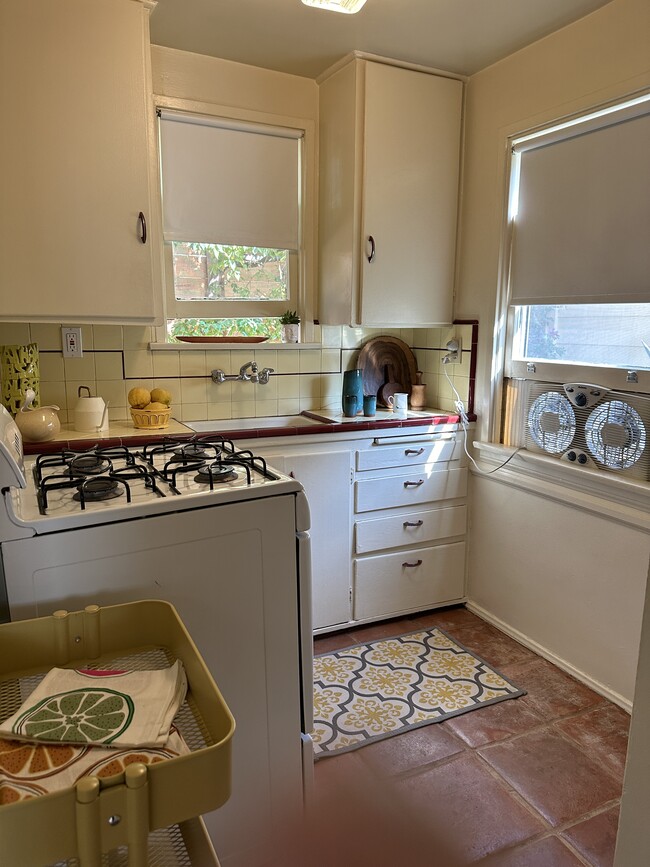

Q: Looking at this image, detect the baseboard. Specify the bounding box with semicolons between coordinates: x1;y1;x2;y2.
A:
465;600;633;713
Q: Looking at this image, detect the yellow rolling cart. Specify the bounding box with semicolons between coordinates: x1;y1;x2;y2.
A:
0;601;235;867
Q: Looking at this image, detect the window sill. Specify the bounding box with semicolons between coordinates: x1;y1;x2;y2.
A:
473;442;650;531
149;342;322;351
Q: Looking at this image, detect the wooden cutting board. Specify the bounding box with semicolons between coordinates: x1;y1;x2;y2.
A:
357;337;418;407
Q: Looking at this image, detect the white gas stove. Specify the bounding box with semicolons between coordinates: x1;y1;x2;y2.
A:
0;405;314;867
0;408;301;538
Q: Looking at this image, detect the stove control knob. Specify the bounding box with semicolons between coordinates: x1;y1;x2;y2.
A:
574;392;588;407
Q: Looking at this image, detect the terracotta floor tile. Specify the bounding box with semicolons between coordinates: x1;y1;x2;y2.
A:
478;729;621;827
560;806;620;867
482;835;584;866
407;605;485;632
448;621;539;669
500;658;606;720
311;747;459;867
443;695;544;748
313;630;355;654
395;752;545;862
358;719;465;776
554;705;630;784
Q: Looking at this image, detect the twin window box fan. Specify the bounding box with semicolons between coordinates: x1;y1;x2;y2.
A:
503;380;650;482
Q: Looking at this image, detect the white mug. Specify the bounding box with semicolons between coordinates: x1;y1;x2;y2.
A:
387;392;409;418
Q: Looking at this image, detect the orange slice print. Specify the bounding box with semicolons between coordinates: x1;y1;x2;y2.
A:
0;738;83;779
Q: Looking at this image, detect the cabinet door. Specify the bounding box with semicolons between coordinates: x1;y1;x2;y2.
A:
360;63;462;326
284;450;353;631
0;0;161;323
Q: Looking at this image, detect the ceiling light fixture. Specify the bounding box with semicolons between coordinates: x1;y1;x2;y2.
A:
301;0;368;13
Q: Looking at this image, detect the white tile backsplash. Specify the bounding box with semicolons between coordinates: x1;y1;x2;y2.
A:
3;322;476;423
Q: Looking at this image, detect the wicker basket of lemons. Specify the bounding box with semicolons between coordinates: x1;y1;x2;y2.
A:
128;387;172;429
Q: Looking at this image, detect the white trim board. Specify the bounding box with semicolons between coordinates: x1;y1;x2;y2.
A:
466;600;632;714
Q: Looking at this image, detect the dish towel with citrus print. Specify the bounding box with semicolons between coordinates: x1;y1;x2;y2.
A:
0;662;187;749
0;726;189;805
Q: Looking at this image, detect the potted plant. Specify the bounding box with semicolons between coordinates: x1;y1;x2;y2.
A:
279;310;300;343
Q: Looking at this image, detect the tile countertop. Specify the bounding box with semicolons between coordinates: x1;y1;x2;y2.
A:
21;409;465;455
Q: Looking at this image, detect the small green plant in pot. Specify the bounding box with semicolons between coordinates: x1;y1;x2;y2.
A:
279;310;301;343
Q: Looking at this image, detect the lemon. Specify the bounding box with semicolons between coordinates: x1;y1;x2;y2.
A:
144;402;169;411
150;387;172;406
128;387;151;409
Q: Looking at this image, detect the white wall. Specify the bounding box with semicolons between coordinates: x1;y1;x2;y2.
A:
456;0;650;704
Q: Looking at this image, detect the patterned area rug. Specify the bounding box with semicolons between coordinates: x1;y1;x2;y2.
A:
313;627;525;757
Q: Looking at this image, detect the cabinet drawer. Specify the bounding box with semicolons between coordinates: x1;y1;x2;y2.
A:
355;466;467;513
356;436;459;471
353;542;466;620
355;505;467;554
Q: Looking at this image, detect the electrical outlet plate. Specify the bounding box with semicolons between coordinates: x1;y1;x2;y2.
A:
62;326;83;358
444;337;462;364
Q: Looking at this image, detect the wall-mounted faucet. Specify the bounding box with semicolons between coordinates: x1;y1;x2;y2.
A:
211;360;274;385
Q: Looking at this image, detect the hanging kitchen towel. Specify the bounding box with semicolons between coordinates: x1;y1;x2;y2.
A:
0;726;189;804
0;661;187;749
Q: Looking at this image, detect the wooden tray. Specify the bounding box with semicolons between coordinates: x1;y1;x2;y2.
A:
356;337;418;407
176;336;269;344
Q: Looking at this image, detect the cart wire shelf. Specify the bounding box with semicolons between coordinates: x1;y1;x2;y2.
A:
0;601;235;867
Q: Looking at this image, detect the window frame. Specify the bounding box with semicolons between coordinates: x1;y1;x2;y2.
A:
154;96;317;341
491;89;650;438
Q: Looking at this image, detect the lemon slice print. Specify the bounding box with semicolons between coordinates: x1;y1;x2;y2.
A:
13;689;134;745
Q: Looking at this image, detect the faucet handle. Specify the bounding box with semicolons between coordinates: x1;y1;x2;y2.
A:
258;367;274;385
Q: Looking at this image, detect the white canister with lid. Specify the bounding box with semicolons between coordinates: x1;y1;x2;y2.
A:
74;386;109;432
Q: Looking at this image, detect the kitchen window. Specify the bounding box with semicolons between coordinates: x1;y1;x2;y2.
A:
158;109;307;339
501;91;650;396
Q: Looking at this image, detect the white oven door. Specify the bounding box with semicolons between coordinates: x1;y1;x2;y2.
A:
2;494;305;867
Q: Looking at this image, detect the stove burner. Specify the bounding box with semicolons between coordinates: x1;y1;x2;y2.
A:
72;477;124;502
69;454;112;477
170;443;220;463
194;463;238;484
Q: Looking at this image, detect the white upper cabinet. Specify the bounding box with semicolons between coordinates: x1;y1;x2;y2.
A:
318;58;463;327
0;0;162;324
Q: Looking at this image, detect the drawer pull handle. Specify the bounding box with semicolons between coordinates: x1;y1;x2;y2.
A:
403;560;423;568
405;448;425;456
403;480;424;488
403;520;424;528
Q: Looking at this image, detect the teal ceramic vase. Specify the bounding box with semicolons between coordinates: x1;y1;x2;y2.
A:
342;369;364;416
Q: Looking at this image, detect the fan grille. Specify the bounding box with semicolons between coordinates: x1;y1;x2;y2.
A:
527;392;576;454
585;400;647;470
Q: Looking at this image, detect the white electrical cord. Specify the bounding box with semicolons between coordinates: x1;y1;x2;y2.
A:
442;362;522;475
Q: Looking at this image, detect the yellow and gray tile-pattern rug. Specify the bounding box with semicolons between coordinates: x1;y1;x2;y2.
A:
313;627;525;758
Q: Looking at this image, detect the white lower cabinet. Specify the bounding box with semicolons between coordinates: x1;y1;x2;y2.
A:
250;428;467;632
242;442;354;631
352;431;467;624
354;541;466;621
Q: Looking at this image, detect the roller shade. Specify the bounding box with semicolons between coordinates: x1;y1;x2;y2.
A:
159;110;301;251
509;102;650;305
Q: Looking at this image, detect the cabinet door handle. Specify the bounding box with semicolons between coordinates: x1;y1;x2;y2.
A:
403;559;423;568
405;448;425;456
403;520;424;528
366;235;376;263
403;479;424;488
138;211;147;244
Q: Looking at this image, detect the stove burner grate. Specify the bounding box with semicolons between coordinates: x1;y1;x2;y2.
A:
69;454;113;477
73;477;124;503
194;463;238;485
